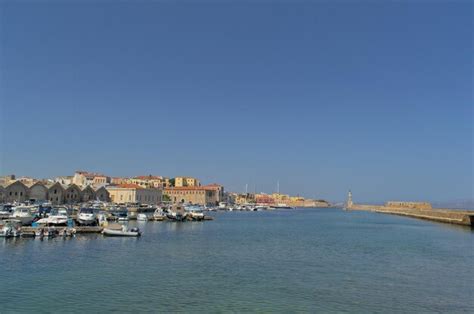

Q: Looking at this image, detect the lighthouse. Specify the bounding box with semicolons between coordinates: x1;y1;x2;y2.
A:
346;190;353;209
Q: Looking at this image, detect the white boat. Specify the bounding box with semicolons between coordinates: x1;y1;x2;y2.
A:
185;205;205;220
36;208;69;226
9;206;35;225
0;205;13;219
166;205;188;221
102;224;141;237
97;212;109;226
0;220;22;237
153;208;165;221
218;202;227;209
137;213;149;221
77;208;97;225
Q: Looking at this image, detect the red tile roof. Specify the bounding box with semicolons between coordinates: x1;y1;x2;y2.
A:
115;183;143;189
134;175;163;180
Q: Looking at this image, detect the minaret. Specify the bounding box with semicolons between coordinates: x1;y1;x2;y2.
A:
347;190;353;209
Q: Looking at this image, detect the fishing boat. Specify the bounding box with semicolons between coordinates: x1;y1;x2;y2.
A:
102;224;141;237
77;208;97;225
9;206;35;225
0;220;22;237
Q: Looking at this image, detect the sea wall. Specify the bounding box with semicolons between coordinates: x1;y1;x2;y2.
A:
347;204;474;226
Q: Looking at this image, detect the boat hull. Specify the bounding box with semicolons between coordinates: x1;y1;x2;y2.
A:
102;229;141;237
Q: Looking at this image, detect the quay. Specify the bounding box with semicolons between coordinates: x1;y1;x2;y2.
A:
21;226;103;236
345;192;474;227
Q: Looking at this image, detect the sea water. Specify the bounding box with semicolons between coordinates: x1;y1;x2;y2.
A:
1;208;473;312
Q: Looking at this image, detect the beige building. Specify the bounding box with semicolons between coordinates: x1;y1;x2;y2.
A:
0;180;109;204
4;181;29;203
175;177;200;187
47;182;66;204
73;171;111;187
129;175;168;188
28;182;49;201
0;175;16;186
107;184;162;205
64;184;83;204
164;184;223;205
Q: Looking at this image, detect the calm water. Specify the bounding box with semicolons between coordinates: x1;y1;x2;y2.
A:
1;208;473;313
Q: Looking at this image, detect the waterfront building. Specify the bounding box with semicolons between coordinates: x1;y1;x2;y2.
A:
175;177;200;187
255;193;275;205
94;186;110;202
47;182;66;204
81;185;96;202
27;182;49;202
106;184;162;205
164;184;223;205
64;184;83;204
4;181;29;203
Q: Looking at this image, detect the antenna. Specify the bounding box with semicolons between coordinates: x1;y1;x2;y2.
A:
277;180;280;194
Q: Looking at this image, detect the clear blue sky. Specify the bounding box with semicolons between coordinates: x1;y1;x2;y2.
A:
0;1;472;202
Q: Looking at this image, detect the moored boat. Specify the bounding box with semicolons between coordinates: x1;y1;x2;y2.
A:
102;224;141;237
137;213;149;221
0;220;22;237
77;208;97;225
9;206;35;225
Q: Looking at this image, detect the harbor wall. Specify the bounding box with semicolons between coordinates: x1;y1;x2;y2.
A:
347;204;474;226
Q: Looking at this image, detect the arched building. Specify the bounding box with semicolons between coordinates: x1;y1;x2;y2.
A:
47;182;65;205
94;186;110;202
81;185;96;202
5;181;29;203
64;184;82;204
28;182;49;202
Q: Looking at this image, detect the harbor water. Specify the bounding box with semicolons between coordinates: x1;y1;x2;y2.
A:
1;208;473;312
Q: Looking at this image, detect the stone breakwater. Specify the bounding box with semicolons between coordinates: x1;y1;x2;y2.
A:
348;204;474;227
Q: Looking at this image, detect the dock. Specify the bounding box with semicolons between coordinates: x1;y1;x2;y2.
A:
21;226;104;235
